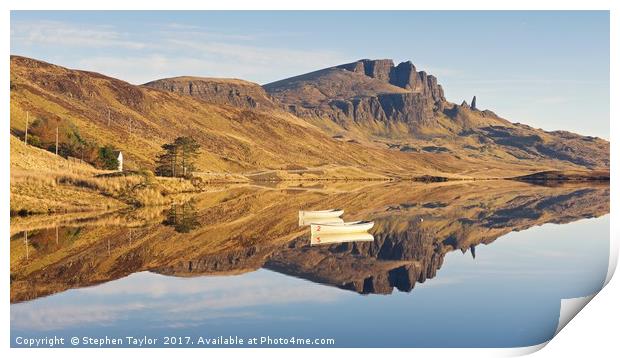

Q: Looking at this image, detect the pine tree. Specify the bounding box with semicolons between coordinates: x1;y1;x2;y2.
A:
155;143;178;177
174;136;200;178
155;137;200;178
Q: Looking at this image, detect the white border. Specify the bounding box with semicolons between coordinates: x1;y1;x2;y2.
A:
3;0;618;10
2;1;617;358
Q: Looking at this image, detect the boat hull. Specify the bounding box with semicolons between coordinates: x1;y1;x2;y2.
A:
310;221;374;235
310;232;374;246
299;209;344;226
299;217;345;226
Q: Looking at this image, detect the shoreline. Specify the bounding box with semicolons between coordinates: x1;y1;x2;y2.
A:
10;174;609;219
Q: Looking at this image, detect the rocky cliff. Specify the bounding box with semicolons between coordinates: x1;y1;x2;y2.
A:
264;59;446;130
336;59;445;102
264;58;608;170
143;76;278;110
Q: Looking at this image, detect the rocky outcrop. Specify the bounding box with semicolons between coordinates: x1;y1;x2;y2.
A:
471;96;477;110
336;59;445;102
338;59;395;83
144;76;277;110
264;59;446;131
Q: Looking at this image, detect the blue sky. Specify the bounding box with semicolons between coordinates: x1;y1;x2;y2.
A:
10;11;609;138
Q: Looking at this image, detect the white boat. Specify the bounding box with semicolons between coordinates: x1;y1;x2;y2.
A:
299;209;344;218
299;217;345;226
298;209;344;225
310;232;374;246
310;221;374;235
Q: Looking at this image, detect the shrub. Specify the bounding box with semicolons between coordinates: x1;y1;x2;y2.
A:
98;145;120;170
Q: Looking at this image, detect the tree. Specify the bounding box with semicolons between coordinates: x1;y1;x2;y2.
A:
97;145;120;170
174;136;200;177
155;142;178;177
155;143;178;177
155;136;200;178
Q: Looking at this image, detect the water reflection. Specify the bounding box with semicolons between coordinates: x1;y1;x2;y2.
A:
298;209;344;226
310;233;374;246
163;200;199;233
10;181;609;303
298;217;344;226
299;209;375;245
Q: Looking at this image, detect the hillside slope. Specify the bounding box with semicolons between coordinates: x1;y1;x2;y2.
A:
10;56;608;179
10;135;127;214
10;133;202;215
10;56;432;177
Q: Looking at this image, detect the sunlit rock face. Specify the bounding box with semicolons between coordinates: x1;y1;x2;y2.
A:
144;76;278;110
265;59;445;128
263;58;609;170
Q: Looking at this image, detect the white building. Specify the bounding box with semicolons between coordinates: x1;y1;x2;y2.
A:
113;151;123;172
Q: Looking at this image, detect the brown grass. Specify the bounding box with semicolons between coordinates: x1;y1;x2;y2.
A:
10;135;203;215
10;169;125;215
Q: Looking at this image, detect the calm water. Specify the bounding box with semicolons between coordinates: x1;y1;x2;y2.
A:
10;181;610;348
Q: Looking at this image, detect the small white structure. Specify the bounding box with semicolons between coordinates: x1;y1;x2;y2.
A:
113;151;123;172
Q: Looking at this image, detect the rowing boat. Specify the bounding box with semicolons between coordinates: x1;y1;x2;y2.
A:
299;209;344;218
310;221;374;235
298;209;344;225
299;217;345;226
310;232;374;246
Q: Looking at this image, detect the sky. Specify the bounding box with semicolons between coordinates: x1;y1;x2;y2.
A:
10;11;610;138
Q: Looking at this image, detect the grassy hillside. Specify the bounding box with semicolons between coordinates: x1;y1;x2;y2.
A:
10;135;125;214
10;55;603;180
10;135;198;215
10;56;418;176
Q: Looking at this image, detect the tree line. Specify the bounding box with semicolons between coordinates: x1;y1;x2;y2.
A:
22;114;200;176
23;116;119;170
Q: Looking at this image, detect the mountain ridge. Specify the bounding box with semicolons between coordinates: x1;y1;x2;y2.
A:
262;58;609;169
9;55;609;179
143;75;278;110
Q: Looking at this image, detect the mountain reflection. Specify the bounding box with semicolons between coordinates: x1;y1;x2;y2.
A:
266;223;444;294
10;181;609;302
